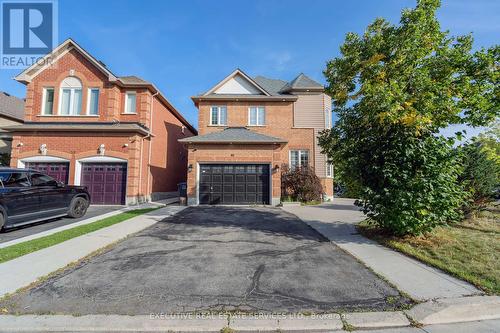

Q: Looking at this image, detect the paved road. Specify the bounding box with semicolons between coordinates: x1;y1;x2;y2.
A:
0;206;123;243
2;206;408;315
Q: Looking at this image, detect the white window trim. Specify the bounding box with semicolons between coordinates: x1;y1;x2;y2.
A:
326;162;334;178
58;87;82;116
209;105;227;126
248;106;265;126
289;150;309;169
124;91;137;114
325;107;332;128
18;156;70;168
86;88;100;116
41;87;54;115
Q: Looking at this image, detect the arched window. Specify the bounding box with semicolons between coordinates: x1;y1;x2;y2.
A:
59;76;82;115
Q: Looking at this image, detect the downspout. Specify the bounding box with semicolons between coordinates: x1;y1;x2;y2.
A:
146;91;159;200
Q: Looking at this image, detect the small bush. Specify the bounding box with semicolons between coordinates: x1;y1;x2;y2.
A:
459;141;499;209
281;165;323;202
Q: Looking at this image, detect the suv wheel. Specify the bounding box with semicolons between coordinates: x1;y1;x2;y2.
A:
0;212;4;231
67;197;89;218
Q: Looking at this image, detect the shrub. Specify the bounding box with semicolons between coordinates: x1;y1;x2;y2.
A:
459;141;499;209
281;165;323;202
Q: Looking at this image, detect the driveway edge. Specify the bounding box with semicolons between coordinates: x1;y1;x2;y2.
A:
0;206;186;298
0;203;161;249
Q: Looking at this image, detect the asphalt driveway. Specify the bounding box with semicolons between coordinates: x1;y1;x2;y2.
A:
2;206;408;314
0;206;123;244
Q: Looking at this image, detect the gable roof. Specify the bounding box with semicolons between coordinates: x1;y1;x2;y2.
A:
178;127;287;144
12;38;197;135
203;69;271;96
15;38;118;84
193;70;323;103
279;73;324;93
0;92;24;122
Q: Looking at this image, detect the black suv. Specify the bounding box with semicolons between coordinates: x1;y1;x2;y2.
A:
0;168;90;230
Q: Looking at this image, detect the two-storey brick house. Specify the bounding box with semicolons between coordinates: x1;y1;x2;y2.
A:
179;69;333;206
5;39;196;205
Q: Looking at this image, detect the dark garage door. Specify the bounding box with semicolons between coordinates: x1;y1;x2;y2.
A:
25;162;69;184
81;163;127;205
199;164;270;205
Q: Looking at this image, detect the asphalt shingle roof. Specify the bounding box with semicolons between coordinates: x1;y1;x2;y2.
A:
253;76;288;96
118;76;150;85
179;127;287;144
3;122;150;135
280;73;324;92
0;92;24;122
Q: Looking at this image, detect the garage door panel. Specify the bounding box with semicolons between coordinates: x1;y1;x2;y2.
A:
82;162;127;205
26;162;69;184
200;174;211;182
199;164;270;205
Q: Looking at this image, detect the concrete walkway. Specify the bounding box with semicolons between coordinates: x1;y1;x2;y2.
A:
0;205;186;298
282;198;481;301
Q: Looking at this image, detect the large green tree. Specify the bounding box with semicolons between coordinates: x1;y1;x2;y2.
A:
319;0;499;235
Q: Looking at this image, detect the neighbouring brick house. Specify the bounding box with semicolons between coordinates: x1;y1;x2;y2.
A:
4;39;196;205
179;69;333;206
0;92;24;164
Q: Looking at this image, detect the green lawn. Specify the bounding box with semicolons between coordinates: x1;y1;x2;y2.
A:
357;204;500;294
0;208;158;264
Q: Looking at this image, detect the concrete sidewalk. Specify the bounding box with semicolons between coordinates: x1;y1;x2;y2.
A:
0;314;498;332
282;199;481;301
0;205;186;298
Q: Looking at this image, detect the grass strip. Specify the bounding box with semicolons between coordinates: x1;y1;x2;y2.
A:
357;206;499;294
0;208;157;264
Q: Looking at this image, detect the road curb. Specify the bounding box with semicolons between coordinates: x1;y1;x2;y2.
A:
1;297;499;333
342;311;410;329
405;295;500;325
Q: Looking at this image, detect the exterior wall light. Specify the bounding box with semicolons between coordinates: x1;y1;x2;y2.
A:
187;164;193;173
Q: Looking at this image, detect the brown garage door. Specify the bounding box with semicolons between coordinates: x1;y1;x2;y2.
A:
25;162;69;184
81;163;127;205
199;164;270;205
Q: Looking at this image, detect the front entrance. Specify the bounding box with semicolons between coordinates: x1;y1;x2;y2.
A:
81;163;127;205
199;164;270;205
25;162;70;184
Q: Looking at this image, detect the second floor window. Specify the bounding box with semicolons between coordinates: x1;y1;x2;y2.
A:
248;106;265;126
59;76;83;115
42;87;54;115
124;92;137;114
210;106;227;125
87;88;99;115
290;150;309;170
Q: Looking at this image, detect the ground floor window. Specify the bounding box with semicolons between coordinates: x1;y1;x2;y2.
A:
326;162;333;178
290;150;309;169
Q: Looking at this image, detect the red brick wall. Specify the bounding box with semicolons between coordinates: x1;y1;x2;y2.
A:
149;95;195;194
10;132;142;198
25;49;148;125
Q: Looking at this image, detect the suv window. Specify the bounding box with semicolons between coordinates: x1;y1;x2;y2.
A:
0;172;30;187
30;173;57;186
